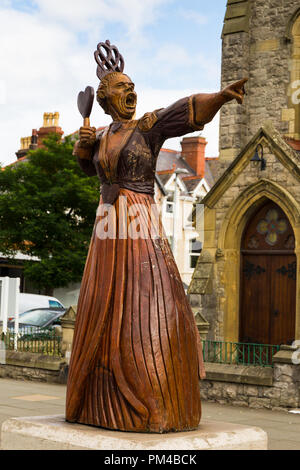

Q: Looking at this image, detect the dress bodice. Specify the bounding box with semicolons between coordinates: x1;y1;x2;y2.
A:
75;95;204;197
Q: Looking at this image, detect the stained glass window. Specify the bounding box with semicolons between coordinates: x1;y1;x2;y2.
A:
257;209;287;246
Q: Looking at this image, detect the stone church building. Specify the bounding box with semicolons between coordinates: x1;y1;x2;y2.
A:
189;0;300;349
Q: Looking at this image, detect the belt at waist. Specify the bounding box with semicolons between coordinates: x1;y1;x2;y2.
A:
119;181;154;195
101;181;154;205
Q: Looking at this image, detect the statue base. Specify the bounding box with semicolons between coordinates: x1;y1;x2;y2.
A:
1;415;267;450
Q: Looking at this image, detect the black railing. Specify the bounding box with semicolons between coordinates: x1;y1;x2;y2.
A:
202;340;280;367
1;326;62;356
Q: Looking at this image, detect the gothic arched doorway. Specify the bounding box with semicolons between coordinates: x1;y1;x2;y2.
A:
240;200;296;346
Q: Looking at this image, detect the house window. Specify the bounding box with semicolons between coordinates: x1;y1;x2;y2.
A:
165;193;174;214
189;238;202;268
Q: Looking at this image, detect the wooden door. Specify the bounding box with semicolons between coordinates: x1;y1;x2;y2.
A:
240;201;296;346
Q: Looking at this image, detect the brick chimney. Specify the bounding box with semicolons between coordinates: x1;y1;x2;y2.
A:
180;136;207;178
37;112;63;148
16;112;64;159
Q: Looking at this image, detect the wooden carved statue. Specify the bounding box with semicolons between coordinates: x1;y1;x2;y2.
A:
66;40;247;433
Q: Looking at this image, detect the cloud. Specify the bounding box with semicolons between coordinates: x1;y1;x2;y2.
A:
0;80;6;105
29;0;170;40
0;0;221;165
150;42;220;87
0;0;11;7
179;8;207;26
0;1;169;163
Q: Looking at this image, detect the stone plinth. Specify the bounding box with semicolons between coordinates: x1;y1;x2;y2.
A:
1;415;268;450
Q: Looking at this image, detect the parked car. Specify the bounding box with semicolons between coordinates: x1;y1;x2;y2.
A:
18;293;65;313
8;293;65;320
7;307;66;340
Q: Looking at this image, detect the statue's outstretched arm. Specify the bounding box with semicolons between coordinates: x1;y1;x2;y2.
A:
193;78;248;127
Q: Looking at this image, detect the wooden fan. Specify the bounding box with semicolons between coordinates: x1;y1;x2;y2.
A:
77;86;94;126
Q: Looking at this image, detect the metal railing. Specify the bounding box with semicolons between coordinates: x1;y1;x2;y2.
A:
0;328;280;365
202;340;280;367
1;326;62;356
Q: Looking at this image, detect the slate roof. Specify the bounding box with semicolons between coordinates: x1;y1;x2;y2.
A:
156;149;192;174
155;146;218;197
157;173;173;186
203;160;217;188
183;178;202;193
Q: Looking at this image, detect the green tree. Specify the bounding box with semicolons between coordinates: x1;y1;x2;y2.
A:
0;134;99;292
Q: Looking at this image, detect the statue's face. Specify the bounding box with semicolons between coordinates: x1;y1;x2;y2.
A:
106;73;137;120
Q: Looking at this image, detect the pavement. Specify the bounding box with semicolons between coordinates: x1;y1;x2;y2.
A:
0;377;299;450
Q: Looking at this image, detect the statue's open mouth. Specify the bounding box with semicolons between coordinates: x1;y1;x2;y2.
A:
117;91;137;118
125;92;137;108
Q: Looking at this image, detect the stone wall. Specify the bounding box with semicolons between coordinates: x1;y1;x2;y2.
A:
220;0;300;165
188;250;218;340
201;346;300;410
0;351;68;384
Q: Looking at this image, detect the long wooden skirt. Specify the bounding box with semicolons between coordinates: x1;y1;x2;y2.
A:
66;189;205;433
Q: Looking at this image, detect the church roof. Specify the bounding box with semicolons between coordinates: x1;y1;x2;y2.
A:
201;121;300;209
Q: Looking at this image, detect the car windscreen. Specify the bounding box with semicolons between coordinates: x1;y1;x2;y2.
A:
49;300;63;308
18;310;58;327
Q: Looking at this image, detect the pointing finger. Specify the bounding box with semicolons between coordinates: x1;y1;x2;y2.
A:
233;78;248;88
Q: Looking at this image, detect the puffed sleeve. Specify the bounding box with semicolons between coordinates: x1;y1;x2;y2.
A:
150;96;204;140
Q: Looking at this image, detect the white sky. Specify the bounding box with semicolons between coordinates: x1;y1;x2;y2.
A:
0;0;227;165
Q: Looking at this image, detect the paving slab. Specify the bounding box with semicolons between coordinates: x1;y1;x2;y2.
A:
202;402;300;450
1;378;300;450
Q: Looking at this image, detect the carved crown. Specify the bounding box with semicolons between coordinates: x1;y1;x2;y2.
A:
94;40;125;80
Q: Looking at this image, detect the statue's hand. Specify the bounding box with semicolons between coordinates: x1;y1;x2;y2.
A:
79;126;96;147
221;78;248;104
